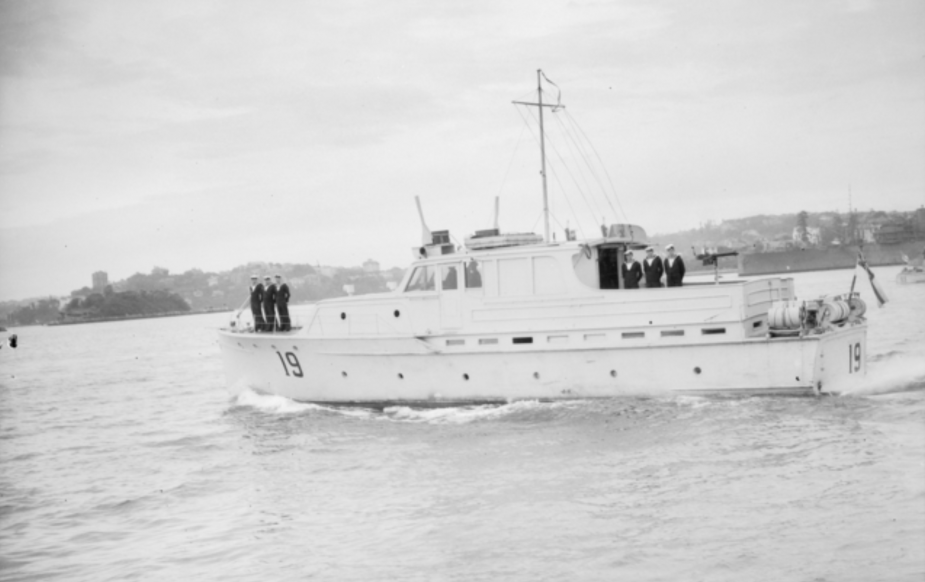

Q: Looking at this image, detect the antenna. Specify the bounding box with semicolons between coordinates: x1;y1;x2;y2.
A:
414;196;431;246
493;196;500;230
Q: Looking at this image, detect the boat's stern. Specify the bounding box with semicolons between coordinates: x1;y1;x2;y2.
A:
813;324;868;394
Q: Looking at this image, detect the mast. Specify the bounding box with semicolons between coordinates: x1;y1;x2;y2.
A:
513;69;563;243
537;70;550;242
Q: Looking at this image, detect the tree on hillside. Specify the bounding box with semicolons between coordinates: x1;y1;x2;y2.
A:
820;213;844;246
796;211;809;243
846;212;859;245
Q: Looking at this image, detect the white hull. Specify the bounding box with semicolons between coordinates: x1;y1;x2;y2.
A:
219;324;867;404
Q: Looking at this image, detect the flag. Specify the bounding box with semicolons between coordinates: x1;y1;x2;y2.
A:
857;252;888;307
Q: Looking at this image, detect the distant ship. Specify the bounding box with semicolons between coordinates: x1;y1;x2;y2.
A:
737;242;921;276
218;72;872;405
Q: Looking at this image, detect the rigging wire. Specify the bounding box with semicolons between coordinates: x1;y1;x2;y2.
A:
523;105;603;229
530;210;544;233
495;114;531;225
564;109;629;223
543;154;590;239
514;105;587;240
552;111;612;221
548;111;609;223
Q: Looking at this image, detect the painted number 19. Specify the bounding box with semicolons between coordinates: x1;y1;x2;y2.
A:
848;342;861;374
276;351;303;377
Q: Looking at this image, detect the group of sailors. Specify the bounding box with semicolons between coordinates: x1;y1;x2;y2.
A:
249;274;291;332
621;244;686;289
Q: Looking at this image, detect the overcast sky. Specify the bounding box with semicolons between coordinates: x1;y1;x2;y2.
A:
1;0;923;301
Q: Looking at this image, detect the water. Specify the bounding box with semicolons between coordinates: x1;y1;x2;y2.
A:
1;268;923;581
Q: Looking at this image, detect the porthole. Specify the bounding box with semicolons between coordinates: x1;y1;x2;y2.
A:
340;312;346;320
394;310;400;318
463;373;470;381
341;371;348;378
398;373;404;379
610;370;617;378
533;372;540;379
694;367;701;374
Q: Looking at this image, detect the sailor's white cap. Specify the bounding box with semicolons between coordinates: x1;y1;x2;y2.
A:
250;275;258;279
645;246;654;252
665;243;675;250
624;250;633;256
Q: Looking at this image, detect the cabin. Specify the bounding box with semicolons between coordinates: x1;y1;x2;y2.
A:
302;226;794;349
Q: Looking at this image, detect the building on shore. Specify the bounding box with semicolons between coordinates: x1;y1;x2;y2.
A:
92;271;108;290
362;259;380;274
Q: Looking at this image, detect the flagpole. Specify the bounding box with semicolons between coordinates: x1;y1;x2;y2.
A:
849;245;861;296
856;243;888;307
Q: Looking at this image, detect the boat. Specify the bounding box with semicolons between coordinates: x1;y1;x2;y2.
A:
897;267;925;284
896;249;925;284
218;71;871;404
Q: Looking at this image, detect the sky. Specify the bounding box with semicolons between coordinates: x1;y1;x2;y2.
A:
1;0;923;301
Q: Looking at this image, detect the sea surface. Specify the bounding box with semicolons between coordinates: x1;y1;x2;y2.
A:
1;267;923;581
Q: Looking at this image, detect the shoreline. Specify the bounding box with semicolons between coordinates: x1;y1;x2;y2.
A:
46;308;232;327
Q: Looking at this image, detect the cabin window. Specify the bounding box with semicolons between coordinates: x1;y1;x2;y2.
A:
405;266;435;292
499;258;531;296
533;256;566;295
481;260;497;296
465;260;482;289
441;265;459;290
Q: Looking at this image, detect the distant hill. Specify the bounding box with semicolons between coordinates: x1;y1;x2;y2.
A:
650;207;925;256
3;207;921;324
0;261;407;326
